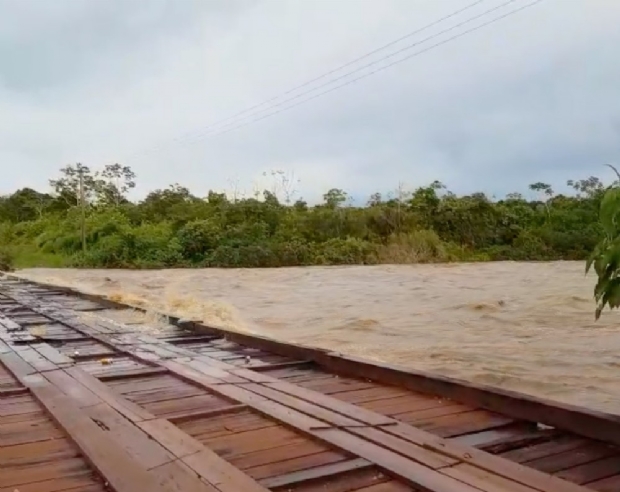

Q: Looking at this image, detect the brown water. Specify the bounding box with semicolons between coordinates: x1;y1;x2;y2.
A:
17;262;620;414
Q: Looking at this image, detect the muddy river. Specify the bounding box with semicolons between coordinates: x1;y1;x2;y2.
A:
17;262;620;414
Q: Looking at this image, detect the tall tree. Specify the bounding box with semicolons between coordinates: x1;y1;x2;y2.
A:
96;163;136;206
323;188;347;209
49;163;99;207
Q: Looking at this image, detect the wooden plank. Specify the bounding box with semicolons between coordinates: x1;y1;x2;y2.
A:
11;345;57;372
388;423;593;492
500;436;589;463
0;387;29;397
251;360;312;372
137;419;205;458
149;460;220;492
33;342;75;366
44;369;102;407
18;374;172;492
20;319;587;492
265;380;405;426
64;366;155;422
201;367;591;492
238;382;454;470
451;424;556;454
524;442;618;474
1;339;267;492
0;351;37;377
231;439;334;471
97;366;169;381
317;352;620;448
586;473;620;491
555;455;620;485
205;367;591;492
137;419;270;492
164;335;222;344
162;366;481;491
443;463;536;492
416;410;515;438
168;403;248;424
83;402;174;470
0;339;12;354
260;458;373;489
0;314;21;331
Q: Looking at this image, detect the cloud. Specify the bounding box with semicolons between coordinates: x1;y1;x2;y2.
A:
0;0;619;204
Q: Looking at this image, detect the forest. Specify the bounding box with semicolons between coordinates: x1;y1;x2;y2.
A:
0;163;612;270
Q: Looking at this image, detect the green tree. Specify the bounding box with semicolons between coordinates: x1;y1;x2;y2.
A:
49;163;100;207
3;162;620;270
322;188;347;209
95;163;136;206
586;166;620;318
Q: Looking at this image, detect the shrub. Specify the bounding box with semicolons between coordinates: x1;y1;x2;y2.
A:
373;230;448;264
0;248;14;271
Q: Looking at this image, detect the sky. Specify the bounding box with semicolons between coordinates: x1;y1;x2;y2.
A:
0;0;619;204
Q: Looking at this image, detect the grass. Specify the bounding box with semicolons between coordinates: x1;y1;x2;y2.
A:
11;245;69;269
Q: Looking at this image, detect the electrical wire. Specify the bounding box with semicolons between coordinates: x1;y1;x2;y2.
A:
126;0;495;159
189;0;523;139
182;0;544;143
129;0;544;159
184;0;492;132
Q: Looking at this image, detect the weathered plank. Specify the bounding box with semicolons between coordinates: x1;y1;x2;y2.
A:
138;419;270;492
64;366;155;422
19;374;172;492
33;342;75;366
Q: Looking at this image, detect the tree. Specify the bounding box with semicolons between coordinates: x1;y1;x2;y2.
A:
0;188;54;222
323;188;347;209
96;163;136;206
367;192;383;207
49;163;99;207
529;182;554;198
263;169;299;204
140;184;199;221
529;182;554;218
4;163;620;269
586;186;620;318
586;166;620;319
567;176;605;198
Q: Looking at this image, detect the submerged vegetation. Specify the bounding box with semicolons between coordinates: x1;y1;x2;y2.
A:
0;163;613;270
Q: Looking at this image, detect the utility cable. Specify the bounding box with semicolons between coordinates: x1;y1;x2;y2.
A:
191;0;523;139
180;0;545;143
126;0;494;159
128;0;544;158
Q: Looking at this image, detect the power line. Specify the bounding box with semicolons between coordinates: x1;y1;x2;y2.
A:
129;0;543;160
184;0;491;131
127;0;494;159
190;0;522;139
205;0;544;140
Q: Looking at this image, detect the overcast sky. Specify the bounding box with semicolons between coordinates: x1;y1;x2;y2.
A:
1;0;619;203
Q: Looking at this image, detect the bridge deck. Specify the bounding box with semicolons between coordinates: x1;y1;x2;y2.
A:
1;275;619;492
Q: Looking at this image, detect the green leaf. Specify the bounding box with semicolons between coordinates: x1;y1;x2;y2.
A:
599;188;620;236
607;279;620;308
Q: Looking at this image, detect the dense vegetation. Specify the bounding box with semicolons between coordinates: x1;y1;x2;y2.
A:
586;167;620;319
0;163;613;270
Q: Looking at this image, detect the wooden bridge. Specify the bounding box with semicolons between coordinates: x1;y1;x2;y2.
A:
1;274;620;491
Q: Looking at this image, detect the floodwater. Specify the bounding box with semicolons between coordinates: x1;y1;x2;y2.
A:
17;262;620;414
